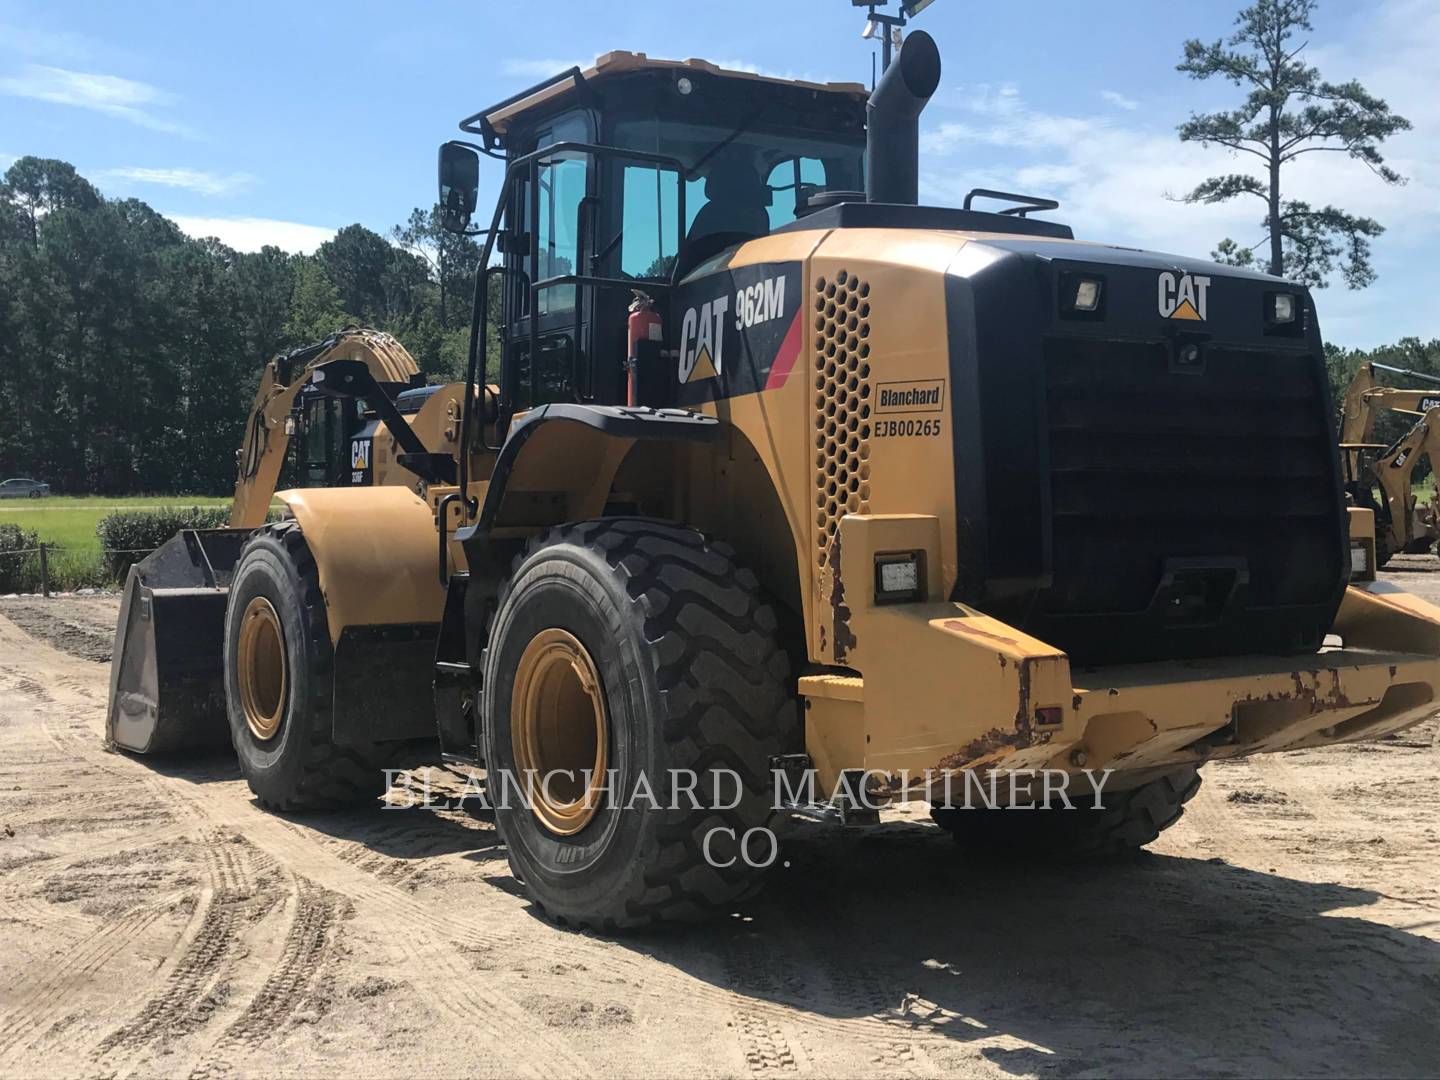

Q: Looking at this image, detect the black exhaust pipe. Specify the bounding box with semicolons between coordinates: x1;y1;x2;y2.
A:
865;30;941;205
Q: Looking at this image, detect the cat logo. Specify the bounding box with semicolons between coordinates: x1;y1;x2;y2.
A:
350;438;370;470
678;297;730;384
1157;271;1211;321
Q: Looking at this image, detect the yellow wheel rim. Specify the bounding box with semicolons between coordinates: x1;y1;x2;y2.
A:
237;596;287;741
511;628;609;836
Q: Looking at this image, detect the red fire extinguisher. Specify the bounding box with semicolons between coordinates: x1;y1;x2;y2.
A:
626;290;662;406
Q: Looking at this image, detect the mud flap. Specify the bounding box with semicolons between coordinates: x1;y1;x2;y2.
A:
107;529;251;754
330;623;441;745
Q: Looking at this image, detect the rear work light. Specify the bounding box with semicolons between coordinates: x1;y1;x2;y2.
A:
1058;271;1105;319
875;552;923;604
1265;291;1299;326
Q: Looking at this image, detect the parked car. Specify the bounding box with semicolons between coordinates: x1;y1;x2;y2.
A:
0;478;50;499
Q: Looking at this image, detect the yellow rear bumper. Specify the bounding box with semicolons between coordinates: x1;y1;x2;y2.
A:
801;552;1440;796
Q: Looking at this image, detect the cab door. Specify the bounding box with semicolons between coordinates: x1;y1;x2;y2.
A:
504;111;595;410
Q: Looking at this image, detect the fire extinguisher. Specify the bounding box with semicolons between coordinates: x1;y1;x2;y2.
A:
626;290;662;406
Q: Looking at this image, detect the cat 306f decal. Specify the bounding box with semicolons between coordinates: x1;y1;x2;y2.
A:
673;261;803;406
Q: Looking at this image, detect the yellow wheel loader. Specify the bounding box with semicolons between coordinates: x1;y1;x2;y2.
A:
110;36;1440;930
1338;360;1440;565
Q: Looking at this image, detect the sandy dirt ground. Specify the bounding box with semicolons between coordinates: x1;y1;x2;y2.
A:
1;575;1438;1079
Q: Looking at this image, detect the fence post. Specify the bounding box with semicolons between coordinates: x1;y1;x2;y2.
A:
39;543;49;598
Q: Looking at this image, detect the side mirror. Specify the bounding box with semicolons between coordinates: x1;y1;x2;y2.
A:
438;142;480;234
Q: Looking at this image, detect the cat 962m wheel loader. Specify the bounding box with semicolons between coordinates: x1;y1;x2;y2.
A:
110;35;1440;930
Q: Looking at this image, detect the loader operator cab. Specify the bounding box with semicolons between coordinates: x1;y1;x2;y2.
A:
441;53;867;417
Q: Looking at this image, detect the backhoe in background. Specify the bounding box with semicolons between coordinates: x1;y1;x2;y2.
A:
108;35;1440;931
1338;359;1440;565
109;327;469;753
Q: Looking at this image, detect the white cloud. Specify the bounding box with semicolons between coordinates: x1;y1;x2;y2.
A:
0;64;192;136
98;166;254;197
168;215;335;254
1100;89;1139;111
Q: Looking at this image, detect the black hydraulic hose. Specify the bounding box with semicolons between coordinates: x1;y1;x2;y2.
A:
1372;362;1440;387
239;407;268;480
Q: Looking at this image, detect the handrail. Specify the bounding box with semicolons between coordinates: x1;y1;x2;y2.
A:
459;66;588;152
962;188;1060;218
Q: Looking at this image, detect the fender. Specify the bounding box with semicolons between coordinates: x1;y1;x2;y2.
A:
460;403;720;546
278;486;446;744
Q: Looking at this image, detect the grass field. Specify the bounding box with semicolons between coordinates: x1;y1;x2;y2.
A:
0;495;233;554
0;495;239;592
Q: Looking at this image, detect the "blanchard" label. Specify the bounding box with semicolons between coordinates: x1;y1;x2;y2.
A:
875;379;945;414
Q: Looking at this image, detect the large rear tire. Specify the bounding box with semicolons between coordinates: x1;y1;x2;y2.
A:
224;522;389;811
931;767;1201;860
482;519;797;931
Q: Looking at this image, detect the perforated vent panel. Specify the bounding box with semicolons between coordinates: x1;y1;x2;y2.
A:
813;270;873;567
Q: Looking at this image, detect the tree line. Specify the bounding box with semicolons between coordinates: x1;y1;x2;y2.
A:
0;156;494;495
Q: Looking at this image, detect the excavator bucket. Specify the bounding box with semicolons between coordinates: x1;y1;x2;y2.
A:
107;528;252;754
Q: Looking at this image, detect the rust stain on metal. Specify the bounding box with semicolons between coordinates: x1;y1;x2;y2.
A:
826;533;857;665
1015;658;1035;743
935;727;1028;771
942;619;1018;646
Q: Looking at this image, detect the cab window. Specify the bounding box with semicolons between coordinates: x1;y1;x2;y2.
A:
613;118;862;273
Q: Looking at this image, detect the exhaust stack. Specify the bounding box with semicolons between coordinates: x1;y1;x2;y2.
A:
865;30;941;205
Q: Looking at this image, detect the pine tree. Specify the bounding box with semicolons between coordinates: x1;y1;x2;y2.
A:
1177;0;1410;288
283;258;349;345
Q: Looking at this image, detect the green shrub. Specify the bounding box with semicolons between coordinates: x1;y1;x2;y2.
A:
96;506;233;580
0;523;41;593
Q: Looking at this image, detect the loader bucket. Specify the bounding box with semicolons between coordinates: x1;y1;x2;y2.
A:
107;528;252;754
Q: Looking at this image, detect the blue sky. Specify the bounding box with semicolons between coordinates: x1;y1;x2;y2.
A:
1;0;1436;348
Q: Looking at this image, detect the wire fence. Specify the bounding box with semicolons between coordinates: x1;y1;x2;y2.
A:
0;543;159;597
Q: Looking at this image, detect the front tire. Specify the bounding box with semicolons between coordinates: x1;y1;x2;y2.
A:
224;522;389;811
482;519;797;931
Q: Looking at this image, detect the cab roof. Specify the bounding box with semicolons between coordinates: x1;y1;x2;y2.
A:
465;51;868;145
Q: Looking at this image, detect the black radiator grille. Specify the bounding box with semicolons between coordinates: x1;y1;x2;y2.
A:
1042;337;1340;616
